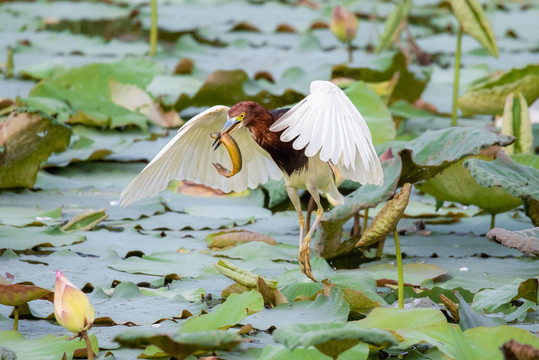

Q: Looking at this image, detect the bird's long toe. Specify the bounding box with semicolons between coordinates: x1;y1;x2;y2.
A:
298;240;316;282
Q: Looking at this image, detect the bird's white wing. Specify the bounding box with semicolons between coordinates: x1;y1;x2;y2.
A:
120;105;282;206
269;81;383;185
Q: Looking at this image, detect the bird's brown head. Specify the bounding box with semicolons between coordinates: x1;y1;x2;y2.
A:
213;101;265;145
213;101;272;153
227;101;263;128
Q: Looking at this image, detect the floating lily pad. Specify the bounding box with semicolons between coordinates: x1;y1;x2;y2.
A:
0;331;98;360
115;328;242;360
318;156;401;259
472;278;538;314
392;127;514;186
126;212;253;231
245;286;350;330
89;282;207;325
0;111;71;189
214;242;297;262
108;251;218;278
3;1;129;21
464;153;539;201
273;323;396;358
259;343;369;360
416;157;522;214
0;226;85;251
359;262;448;287
0;206;62;227
0;283;51;307
181;290;263;332
29;59;166;130
207;229;277;248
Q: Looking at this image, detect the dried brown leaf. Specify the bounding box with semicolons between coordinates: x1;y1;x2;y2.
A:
208;229;276;248
501;339;539;360
487;228;539;256
440;294;459;322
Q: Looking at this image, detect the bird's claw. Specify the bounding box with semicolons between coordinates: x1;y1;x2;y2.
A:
298;238;317;282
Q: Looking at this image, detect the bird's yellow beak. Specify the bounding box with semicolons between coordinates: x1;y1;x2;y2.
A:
213;116;241;150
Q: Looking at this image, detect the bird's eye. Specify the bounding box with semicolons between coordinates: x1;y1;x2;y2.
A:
238;112;246;120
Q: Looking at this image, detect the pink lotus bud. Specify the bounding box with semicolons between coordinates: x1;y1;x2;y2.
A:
330;6;358;43
54;270;94;333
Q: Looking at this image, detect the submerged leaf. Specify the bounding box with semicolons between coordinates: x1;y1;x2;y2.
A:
356;183;412;247
0;111;71;189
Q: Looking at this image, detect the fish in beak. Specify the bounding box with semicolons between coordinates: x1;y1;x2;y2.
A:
212;116;242;150
209;117;243;178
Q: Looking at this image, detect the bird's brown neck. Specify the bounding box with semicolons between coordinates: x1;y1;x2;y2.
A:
246;106;308;176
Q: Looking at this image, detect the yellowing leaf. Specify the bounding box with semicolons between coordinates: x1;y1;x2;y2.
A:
0;284;52;307
213;259;277;289
450;0;498;57
501;93;532;155
181;290;263;332
356;183;412;247
0;111;71;189
207;229;276;248
61;208;108;232
109;79;182;128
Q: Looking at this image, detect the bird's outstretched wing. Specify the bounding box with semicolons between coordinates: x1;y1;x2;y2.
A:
269;80;383;185
120;105;282;206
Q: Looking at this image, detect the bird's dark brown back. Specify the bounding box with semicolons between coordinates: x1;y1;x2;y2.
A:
230;102;309;176
265;108;309;176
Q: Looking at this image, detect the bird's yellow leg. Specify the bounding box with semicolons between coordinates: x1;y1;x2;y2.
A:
286;186;305;248
305;196;314;233
298;189;324;282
